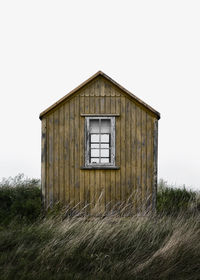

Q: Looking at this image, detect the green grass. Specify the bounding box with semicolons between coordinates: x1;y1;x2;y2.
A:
0;174;41;225
157;179;200;215
0;175;200;279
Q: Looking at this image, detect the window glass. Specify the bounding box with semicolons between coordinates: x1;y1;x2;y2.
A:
91;158;100;163
101;134;109;143
101;158;109;163
101;149;109;157
91;143;100;148
90;119;99;133
91;149;100;157
101;119;110;133
101;144;109;149
91;134;99;142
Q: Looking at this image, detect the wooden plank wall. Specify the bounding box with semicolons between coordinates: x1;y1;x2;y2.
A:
42;77;156;214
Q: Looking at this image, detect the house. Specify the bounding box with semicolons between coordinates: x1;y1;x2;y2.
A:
39;71;160;215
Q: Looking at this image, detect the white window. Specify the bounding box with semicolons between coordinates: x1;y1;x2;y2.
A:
85;117;115;167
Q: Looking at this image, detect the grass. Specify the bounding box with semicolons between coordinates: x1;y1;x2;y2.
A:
157;179;200;215
0;174;41;225
0;175;200;279
0;213;200;280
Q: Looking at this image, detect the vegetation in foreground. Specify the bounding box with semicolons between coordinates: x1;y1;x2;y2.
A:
0;174;41;225
0;175;200;280
1;213;200;280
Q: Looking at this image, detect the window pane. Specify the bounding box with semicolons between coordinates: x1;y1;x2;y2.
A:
91;134;99;142
91;143;99;148
91;149;100;157
101;149;109;157
101;158;109;163
91;158;100;163
101;134;109;142
101;144;109;149
90;119;99;133
101;119;110;133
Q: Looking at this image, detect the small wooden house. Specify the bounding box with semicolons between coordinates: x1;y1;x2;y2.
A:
40;71;160;214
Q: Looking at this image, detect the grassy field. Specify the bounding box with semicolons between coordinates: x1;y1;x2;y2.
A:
0;175;200;280
1;213;200;280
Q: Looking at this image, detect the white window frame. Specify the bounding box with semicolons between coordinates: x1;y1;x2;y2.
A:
85;116;115;167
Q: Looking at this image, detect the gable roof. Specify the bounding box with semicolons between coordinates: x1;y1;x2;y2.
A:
39;71;160;120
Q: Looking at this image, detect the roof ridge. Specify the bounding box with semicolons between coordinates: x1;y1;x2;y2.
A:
39;71;160;119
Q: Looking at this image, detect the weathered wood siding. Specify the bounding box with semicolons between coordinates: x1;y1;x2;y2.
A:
41;76;158;214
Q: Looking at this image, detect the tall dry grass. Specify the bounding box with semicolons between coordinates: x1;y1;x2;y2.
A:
0;213;200;280
0;176;200;279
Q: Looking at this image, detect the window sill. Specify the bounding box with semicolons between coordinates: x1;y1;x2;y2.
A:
80;166;120;170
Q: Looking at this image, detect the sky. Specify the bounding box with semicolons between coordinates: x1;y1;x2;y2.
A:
0;0;200;190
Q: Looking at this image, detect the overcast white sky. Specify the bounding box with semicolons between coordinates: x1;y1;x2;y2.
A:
0;0;200;190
